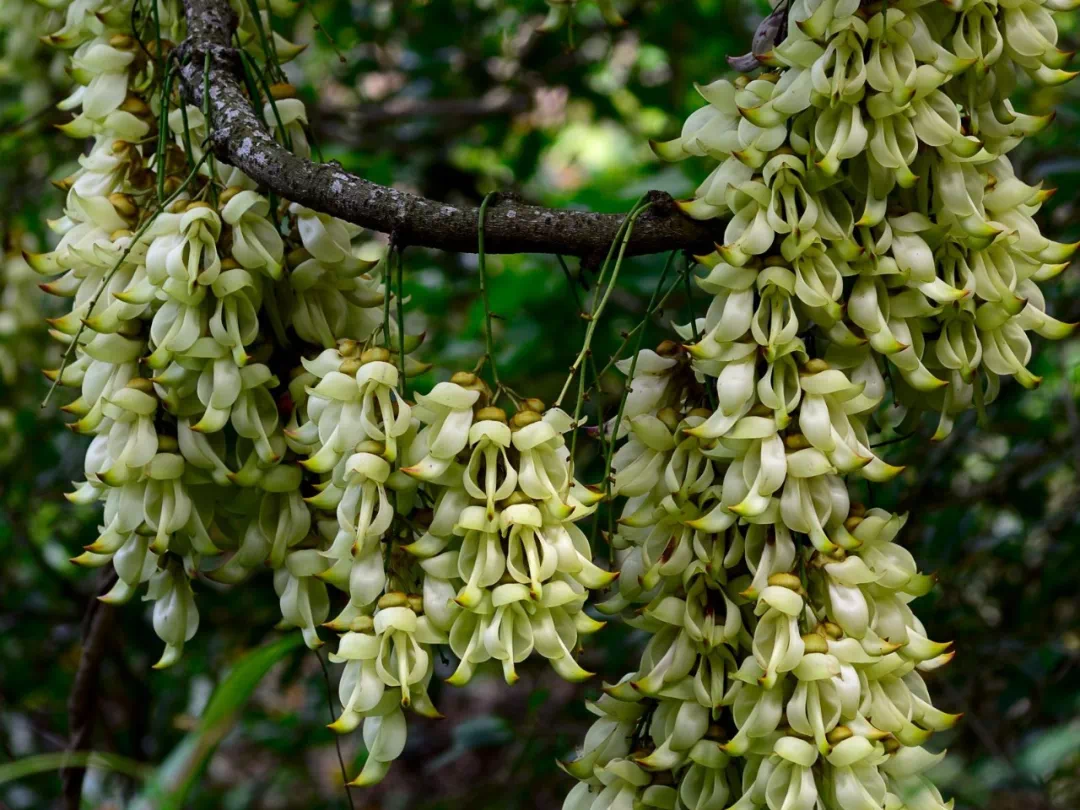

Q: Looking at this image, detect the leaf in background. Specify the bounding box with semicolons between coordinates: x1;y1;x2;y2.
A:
425;715;514;771
0;751;151;786
1016;721;1080;780
128;632;304;810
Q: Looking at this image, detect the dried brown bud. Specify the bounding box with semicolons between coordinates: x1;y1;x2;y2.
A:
784;433;812;450
767;572;802;591
108;193;138;219
377;591;408;609
218;186;245;206
361;347;392;364
826;726;853;745
475;406;507;423
269;83;298;99
510;410;542;430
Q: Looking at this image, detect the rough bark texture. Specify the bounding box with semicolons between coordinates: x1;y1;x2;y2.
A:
177;0;723;258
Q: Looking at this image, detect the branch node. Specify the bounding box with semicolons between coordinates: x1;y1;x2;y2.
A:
177;0;722;260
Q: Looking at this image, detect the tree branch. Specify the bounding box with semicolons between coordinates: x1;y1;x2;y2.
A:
61;571;117;810
177;0;722;258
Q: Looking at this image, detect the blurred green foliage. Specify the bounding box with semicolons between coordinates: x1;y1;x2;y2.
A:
0;1;1077;808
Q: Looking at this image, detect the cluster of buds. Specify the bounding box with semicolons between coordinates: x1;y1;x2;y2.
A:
563;343;956;810
303;365;614;784
35;2;616;786
561;0;1075;807
654;0;1077;438
29;0;390;669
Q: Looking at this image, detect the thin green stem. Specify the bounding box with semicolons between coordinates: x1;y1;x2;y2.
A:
236;44;269;127
584;347;605;466
259;0;285;77
156;60;175;203
870;433;914;449
381;252;393;354
565;199;654;465
150;0;163;67
202;51;218;204
592;250;678;546
682;254;716;408
591;268;686;385
556;254;584;313
177;86;196;173
379;247;400;552
239;49;293;152
234;50;283;230
131;0;152;62
313;649;356;810
244;0;284;82
555;194;650;410
972;368;989;428
477;192;500;392
395;247;407;397
682;257;701;346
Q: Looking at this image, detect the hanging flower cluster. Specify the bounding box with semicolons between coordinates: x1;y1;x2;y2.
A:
30;0;390;669
33;0;620;788
560;0;1075;808
310;363;612;783
654;0;1077;438
30;0;355;670
565;359;956;809
30;0;1075;801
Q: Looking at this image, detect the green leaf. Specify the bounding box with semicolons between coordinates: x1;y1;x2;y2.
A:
1016;721;1080;779
129;632;304;810
0;751;151;786
452;715;513;749
425;714;514;771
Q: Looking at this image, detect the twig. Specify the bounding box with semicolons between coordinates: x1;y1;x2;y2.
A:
681;254;715;408
176;0;722;258
395;246;407;397
555;195;651;409
563;199;654;466
61;571;118;810
477;193;500;393
314;650;355;810
593;250;679;545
